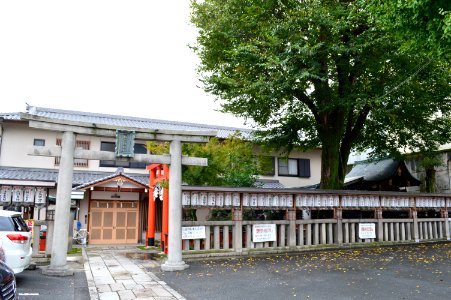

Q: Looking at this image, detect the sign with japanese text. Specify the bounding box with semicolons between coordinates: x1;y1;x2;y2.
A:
359;223;376;239
252;224;277;243
115;130;135;158
0;186;12;204
182;226;206;240
12;186;24;204
23;187;35;205
34;187;47;206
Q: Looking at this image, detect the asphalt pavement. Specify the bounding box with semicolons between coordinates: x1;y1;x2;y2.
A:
16;268;89;300
156;242;451;300
15;253;89;300
11;242;451;300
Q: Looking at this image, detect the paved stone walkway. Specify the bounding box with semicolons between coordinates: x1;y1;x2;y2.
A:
83;246;185;300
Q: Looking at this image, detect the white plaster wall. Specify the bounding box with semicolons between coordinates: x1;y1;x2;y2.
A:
258;148;322;188
79;194;89;229
1;123;57;168
0;122;148;174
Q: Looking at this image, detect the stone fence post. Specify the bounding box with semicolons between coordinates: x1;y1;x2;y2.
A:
376;209;384;242
287;209;297;248
411;209;419;242
441;209;450;240
335;208;343;245
233;209;243;253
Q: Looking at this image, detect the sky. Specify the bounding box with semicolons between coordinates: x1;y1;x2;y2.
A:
0;1;248;128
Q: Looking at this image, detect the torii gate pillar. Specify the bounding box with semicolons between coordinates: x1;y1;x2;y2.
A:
42;131;75;276
161;140;188;271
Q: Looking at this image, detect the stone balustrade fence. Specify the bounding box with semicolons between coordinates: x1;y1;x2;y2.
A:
180;187;451;257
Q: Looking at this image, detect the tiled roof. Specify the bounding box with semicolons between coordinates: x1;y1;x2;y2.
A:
0;113;21;120
255;180;285;189
74;168;148;190
0;167;149;187
9;106;252;139
0;167;284;190
346;159;420;183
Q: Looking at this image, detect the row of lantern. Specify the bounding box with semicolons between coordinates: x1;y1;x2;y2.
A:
182;193;341;208
416;197;446;208
182;191;451;209
0;186;47;207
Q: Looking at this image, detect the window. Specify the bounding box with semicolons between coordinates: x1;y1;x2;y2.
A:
99;142;147;169
278;158;310;177
259;156;275;176
33;139;45;146
55;139;90;167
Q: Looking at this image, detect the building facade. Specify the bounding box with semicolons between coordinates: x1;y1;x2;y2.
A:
0;106;322;245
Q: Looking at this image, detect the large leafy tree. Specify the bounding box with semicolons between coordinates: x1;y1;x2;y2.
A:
368;0;450;60
191;0;451;189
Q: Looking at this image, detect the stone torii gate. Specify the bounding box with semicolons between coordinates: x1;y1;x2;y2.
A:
22;113;215;274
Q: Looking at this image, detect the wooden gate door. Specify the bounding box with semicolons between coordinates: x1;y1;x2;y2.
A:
89;201;139;245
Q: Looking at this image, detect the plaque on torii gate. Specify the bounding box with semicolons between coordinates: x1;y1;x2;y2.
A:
22;112;215;274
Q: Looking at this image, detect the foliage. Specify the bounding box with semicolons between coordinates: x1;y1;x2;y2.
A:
367;0;451;60
182;134;263;187
407;151;444;193
67;247;82;255
191;0;451;189
243;209;285;221
208;209;232;221
147;134;265;187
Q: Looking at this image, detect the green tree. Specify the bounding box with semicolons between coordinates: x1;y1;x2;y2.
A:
182;134;262;187
367;0;450;60
147;134;264;187
191;0;451;189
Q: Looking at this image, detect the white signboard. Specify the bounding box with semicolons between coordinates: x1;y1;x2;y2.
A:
12;186;24;204
23;187;35;205
252;224;277;243
0;186;12;204
359;223;376;239
182;226;206;240
34;187;47;206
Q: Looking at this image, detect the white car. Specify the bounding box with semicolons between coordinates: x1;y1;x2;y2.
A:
0;210;32;274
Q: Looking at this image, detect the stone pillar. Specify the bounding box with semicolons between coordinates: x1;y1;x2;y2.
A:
335;208;343;245
45;220;54;256
441;209;450;240
376;209;384;242
233;209;243;253
411;209;419;243
161;140;189;271
287;209;297;248
32;220;46;256
43;131;75;276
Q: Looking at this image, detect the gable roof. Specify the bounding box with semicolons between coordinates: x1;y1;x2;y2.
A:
345;159;420;185
74;168;148;190
1;106;252;139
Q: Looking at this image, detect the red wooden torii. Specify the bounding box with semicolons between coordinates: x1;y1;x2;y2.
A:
146;164;169;254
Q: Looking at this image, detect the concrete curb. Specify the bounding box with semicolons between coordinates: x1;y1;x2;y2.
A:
82;247;98;300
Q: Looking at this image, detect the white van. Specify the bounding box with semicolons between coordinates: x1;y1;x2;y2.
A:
0;210;32;274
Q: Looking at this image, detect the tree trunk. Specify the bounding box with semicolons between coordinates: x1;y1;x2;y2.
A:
320;136;346;190
425;168;436;193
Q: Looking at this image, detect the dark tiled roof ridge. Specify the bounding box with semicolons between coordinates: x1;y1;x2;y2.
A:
28;106;252;133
